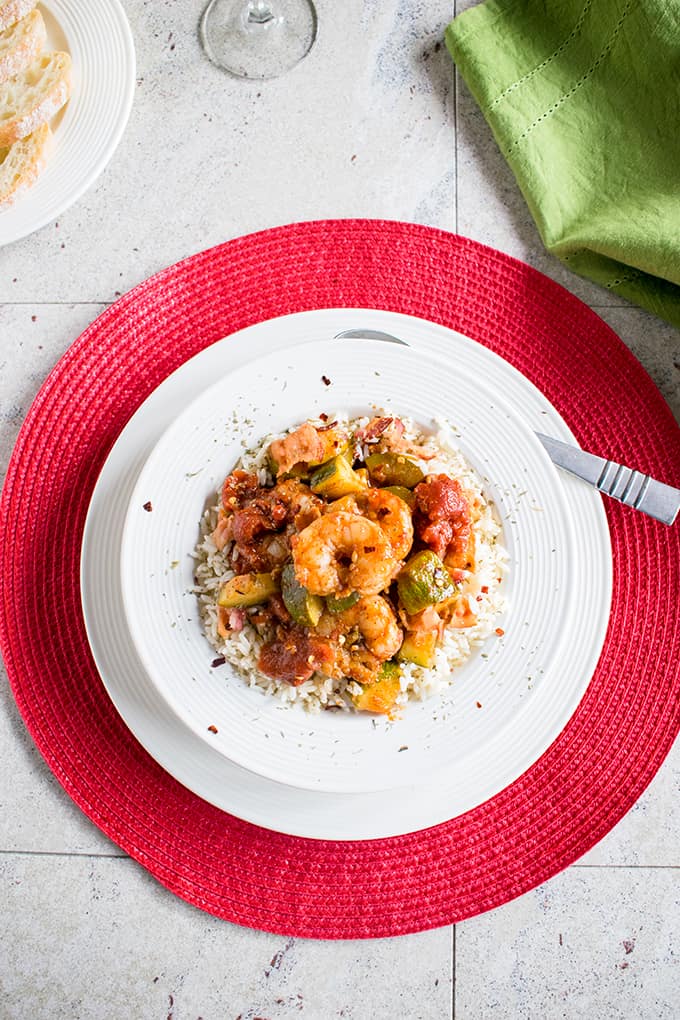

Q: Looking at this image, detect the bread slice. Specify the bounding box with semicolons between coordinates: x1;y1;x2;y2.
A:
0;0;37;33
0;8;45;83
0;120;51;206
0;50;71;147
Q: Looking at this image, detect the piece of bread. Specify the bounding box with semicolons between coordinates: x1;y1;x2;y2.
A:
0;121;51;206
0;0;37;33
0;9;45;83
0;50;70;147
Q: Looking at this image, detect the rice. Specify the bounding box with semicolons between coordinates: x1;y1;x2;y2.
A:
193;413;508;713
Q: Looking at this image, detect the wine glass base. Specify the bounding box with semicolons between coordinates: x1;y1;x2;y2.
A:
200;0;317;80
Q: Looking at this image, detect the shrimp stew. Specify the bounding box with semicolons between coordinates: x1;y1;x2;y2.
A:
194;414;507;717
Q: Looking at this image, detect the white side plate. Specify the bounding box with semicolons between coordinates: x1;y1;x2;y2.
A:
0;0;135;245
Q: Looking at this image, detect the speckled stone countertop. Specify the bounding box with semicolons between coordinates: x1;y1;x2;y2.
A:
1;2;678;1017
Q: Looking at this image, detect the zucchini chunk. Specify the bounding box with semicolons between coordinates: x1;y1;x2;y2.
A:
310;455;366;499
397;631;437;668
281;562;324;627
326;591;361;613
218;572;279;608
365;452;424;489
383;484;416;508
397;550;456;615
352;661;402;715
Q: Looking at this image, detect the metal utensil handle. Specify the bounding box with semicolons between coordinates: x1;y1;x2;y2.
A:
334;328;409;346
597;460;679;525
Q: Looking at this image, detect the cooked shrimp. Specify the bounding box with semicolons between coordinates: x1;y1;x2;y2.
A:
334;644;382;686
274;478;323;530
335;595;403;661
291;511;398;596
356;488;414;560
268;422;324;477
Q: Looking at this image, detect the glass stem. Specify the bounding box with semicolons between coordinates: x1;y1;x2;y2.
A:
247;1;276;24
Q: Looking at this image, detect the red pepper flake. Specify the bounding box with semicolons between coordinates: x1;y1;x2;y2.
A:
211;656;226;667
495;627;505;636
207;724;218;734
476;595;483;602
481;585;489;594
321;375;331;386
317;420;338;432
319;412;329;421
476;701;482;708
143;501;153;512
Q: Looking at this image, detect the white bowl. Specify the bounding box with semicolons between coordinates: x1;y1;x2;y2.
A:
120;336;588;796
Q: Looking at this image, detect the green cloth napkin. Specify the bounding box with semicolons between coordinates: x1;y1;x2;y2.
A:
446;0;680;328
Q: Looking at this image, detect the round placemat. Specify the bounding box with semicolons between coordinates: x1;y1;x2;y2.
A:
1;221;679;938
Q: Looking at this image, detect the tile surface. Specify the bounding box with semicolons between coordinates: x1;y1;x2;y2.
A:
0;855;452;1020
1;0;679;1017
455;866;680;1020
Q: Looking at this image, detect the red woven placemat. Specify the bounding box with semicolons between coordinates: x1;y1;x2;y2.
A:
1;220;679;939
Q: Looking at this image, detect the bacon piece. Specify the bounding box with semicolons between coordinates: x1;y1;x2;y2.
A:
217;606;245;637
403;604;444;638
211;514;234;551
228;609;245;632
355;416;403;442
268;594;293;626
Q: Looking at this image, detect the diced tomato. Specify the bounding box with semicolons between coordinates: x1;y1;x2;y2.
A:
258;628;335;686
418;518;454;559
231;500;287;545
221;470;260;511
414;474;472;562
415;474;468;518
